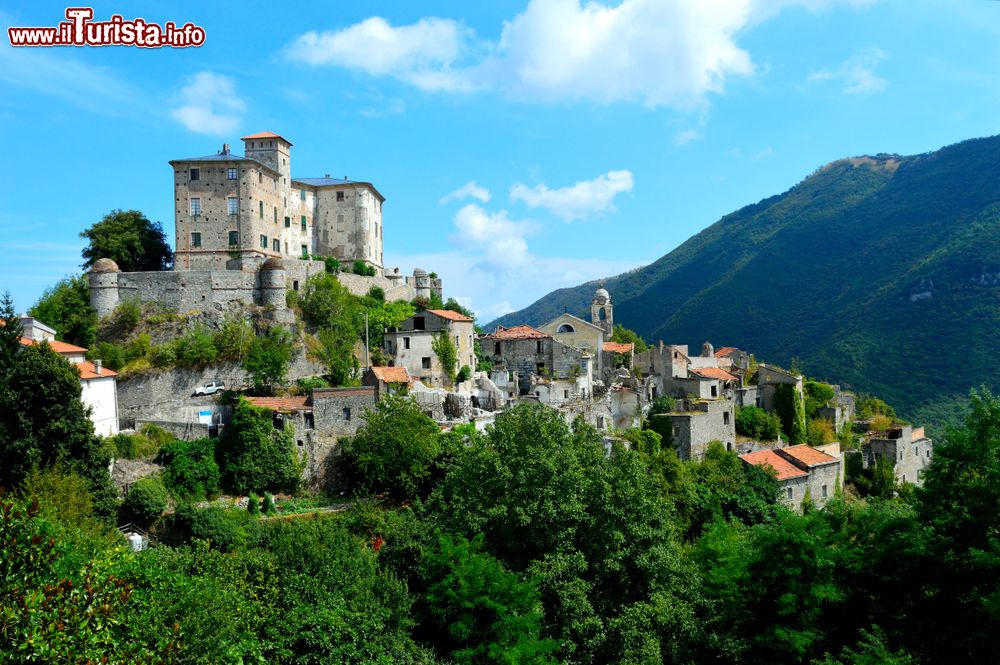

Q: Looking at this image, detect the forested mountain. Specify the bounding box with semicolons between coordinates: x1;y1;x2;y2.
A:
489;135;1000;425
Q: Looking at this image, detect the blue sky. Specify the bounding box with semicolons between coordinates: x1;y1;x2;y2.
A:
2;1;1000;322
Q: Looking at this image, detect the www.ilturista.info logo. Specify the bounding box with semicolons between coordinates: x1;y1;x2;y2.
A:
7;7;205;48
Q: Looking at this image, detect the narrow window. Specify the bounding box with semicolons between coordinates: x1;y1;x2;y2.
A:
228;197;238;215
190;168;200;181
260;234;267;249
304;412;314;429
821;485;828;498
228;231;239;245
343;407;351;421
564;390;569;399
227;168;237;180
301;245;308;258
273;206;278;223
272;239;279;252
259;201;264;218
336;190;345;201
300;189;306;201
422;357;431;369
301;215;307;231
258;172;262;184
723;411;730;425
711;385;718;397
293;280;299;291
403;337;410;350
597;416;605;428
536;340;543;353
494;342;501;355
191;232;201;248
284;216;290;228
190;198;201;216
786;487;793;500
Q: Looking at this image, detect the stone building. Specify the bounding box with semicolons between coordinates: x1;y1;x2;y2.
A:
481;325;594;397
383;309;476;387
539;313;606;374
740;444;841;511
171;132;384;271
668;397;737;460
756;364;804;411
591;287;614;337
361;366;411;401
866;425;934;486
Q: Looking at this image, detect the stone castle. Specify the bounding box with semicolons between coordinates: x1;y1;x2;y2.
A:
88;132;440;318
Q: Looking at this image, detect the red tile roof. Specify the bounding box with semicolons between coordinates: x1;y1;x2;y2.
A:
777;445;838;467
370;366;410;383
240;131;292;144
245;396;309;413
714;346;740;357
427;309;473;322
740;449;808;481
487;325;549;341
690;366;738;382
603;341;635;354
20;337;88;354
77;361;118;380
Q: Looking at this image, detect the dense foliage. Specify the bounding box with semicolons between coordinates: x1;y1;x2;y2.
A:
218;398;302;495
80;209;173;271
28;275;98;348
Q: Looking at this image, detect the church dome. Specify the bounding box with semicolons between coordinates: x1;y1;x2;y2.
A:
594;287;610;302
90;258;120;273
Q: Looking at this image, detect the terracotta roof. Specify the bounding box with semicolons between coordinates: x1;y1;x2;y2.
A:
603;341;635;354
77;361;118;380
714;346;740;357
245;396;309;413
740;449;808;481
427;309;473;322
777;445;838;467
486;325;550;341
370;366;410;383
240;131;292;144
689;366;738;382
19;338;88;354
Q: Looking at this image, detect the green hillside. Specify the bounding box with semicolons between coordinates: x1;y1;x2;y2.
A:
489;135;1000;425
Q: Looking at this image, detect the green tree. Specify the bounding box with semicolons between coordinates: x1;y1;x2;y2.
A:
122;476;169;526
421;533;557;664
341;395;442;502
158;437;220;501
443;297;476;320
736;406;782;441
312;325;360;386
0;292;21;375
610;324;649;353
774;383;807;444
804;380;836;419
80;209;173;271
432;331;458;385
219;398;302;495
28;275;97;347
242;325;295;394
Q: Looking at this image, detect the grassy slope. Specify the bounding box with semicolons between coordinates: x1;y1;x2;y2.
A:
487;136;1000;424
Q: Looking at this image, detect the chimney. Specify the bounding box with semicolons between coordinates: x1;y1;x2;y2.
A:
94;359;103;375
324;173;330;179
222;143;230;155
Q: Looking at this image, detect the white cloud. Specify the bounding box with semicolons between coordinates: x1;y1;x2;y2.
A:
284;0;870;108
440;181;492;204
286;17;471;91
674;128;702;145
170;72;246;135
808;47;887;94
452;204;536;267
510;170;634;221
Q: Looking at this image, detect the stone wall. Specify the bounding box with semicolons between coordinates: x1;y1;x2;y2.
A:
670;398;737;461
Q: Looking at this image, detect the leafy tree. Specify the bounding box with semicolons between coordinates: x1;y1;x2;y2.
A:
212;314;254;361
158;437;220;501
28;275;97;347
20;464;96;528
173;324;218;367
219;398;302;495
122;476;169;526
312;326;360;386
858;396;896;420
804;380;836;418
774;383;807;444
242;325;295;394
80;209;173;271
432;331;458;385
420;533;557;664
736;406;782;441
808;417;836;446
0;292;21;375
645;397;675;449
443;297;475;320
610;324;649;353
341;395;442;501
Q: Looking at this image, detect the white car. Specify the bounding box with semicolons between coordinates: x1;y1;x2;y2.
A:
194;380;225;396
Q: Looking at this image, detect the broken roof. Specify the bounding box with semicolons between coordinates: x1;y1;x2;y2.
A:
714;346;740;357
603;341;635;354
689;366;738;382
370;366;410;383
740;449;808;481
427;309;473;322
245;396;309;413
486;325;550;341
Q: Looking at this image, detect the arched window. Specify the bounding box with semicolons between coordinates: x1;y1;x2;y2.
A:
598;307;607;321
557;323;575;333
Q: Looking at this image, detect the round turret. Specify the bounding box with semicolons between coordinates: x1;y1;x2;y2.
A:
413;268;431;300
259;260;287;310
88;258;120;317
702;341;714;358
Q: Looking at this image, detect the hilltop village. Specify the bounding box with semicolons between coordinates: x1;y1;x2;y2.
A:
28;132;932;510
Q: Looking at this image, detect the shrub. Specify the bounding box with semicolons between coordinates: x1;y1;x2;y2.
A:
122;476;168;526
90;341;126;371
219;398;302;495
294;376;330;394
456;365;472;384
807;418;835;446
242;325;295;394
107;431;162;460
150;342;177;367
174;324;218;367
324;256;340;274
158;437;221;501
804;380;836;418
213;315;253;361
736;406;782;441
352;260;376;276
262;493;275;515
870;414;894;432
367;285;385;301
247;492;260;515
177;505;254;552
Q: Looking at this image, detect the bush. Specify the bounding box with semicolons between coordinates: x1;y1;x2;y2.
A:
262;493;275;515
736;406;782;441
807;418;835;446
219;398;302;495
177;505;254;552
242;325;295;394
126;333;152;362
456;365;472;384
112;299;142;331
150;343;177;367
90;341;126;371
213;315;253;361
247;492;260;515
122;476;168;526
174;324;218;367
367;285;385;301
107;431;163;460
324;256;340;274
804;380;835;419
294;376;330;394
352;260;376;276
158;437;221;501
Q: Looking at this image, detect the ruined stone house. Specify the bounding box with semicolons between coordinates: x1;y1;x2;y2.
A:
383;309;476;387
740;444;841;511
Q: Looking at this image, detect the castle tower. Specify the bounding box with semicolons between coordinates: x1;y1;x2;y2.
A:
259;258;287;310
88;258;120;318
591;287;613;338
413;268;431;300
241;131;292;186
